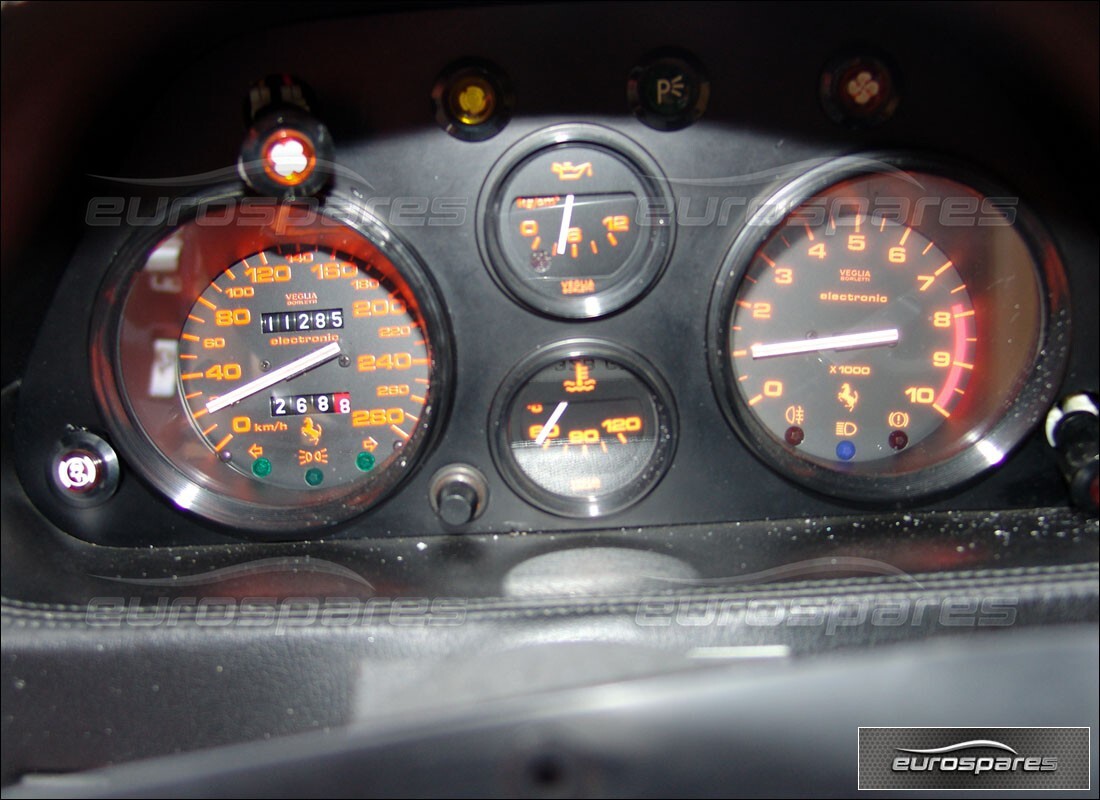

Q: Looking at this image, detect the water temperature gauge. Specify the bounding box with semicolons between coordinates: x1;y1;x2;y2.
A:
479;125;674;318
491;340;676;517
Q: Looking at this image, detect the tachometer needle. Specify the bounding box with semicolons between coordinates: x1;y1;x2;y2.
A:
750;328;900;359
556;194;576;255
534;401;569;446
204;341;342;414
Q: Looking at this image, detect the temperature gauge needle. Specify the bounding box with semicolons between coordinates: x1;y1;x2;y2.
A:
204;341;342;414
534;401;569;446
750;328;900;359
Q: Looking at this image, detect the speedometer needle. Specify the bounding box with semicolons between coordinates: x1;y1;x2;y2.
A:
556;194;576;255
204;341;342;414
750;328;900;359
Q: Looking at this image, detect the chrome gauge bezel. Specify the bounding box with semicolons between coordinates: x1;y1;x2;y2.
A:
477;123;675;319
489;339;677;518
706;153;1071;502
90;187;453;532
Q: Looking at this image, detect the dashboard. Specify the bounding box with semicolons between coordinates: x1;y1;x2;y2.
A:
2;2;1098;796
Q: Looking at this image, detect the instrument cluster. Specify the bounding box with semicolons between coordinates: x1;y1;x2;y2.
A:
10;4;1093;544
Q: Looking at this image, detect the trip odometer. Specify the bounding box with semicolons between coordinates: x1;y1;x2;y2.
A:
709;155;1069;501
93;196;451;533
178;245;430;492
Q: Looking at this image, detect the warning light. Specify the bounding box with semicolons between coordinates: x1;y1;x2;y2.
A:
835;421;859;437
888;411;910;428
448;75;496;126
627;49;710;131
432;60;513;141
57;453;98;491
820;52;900;128
846;70;880;105
261;129;317;188
49;430;120;507
563;362;597;393
298;448;329;466
551;161;594;181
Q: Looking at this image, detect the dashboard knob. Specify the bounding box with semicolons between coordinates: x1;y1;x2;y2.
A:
438;482;479;526
1045;393;1099;513
429;464;489;527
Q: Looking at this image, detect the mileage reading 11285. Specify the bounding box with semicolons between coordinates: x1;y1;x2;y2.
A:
260;308;344;334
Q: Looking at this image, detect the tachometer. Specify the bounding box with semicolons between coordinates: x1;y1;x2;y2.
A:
708;155;1069;501
92;195;451;533
730;218;976;463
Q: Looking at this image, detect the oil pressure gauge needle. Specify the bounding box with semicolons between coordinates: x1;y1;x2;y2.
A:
556;194;576;255
204;341;342;414
750;328;900;359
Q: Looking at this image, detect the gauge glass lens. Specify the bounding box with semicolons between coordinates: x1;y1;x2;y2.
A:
493;342;675;517
96;199;449;531
710;158;1068;500
481;126;673;318
177;246;429;492
731;217;976;464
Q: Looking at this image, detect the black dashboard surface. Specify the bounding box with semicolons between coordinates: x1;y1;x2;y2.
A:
1;1;1097;795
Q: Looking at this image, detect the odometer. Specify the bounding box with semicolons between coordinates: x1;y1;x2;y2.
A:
260;307;345;334
709;155;1069;501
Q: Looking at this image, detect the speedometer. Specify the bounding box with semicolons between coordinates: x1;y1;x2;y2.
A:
177;245;430;492
92;194;451;533
708;155;1070;501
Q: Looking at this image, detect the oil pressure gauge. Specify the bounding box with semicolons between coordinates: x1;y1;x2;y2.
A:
491;340;676;517
479;125;674;318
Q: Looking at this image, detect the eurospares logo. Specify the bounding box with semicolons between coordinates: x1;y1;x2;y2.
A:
893;739;1057;774
858;728;1090;790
